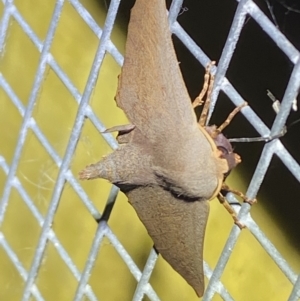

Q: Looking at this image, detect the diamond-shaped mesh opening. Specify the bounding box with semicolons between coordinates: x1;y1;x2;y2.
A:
0;0;300;300
0;17;40;105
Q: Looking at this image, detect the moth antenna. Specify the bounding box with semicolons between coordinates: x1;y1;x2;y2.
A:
228;127;287;143
288;118;300;128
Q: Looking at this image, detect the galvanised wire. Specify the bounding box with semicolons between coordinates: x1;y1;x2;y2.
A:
20;0;122;299
0;0;299;300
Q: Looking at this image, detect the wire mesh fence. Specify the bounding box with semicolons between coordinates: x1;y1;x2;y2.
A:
0;0;299;300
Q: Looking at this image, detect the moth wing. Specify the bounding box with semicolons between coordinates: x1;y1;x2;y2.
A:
127;186;209;297
116;0;198;145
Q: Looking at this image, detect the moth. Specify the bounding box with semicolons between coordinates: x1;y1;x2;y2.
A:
79;0;245;296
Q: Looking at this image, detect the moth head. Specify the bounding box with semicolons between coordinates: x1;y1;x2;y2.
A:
205;125;241;177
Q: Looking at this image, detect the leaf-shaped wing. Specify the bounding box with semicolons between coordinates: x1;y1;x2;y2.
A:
116;0;198;145
127;186;209;297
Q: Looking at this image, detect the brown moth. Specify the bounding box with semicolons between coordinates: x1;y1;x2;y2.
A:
79;0;243;297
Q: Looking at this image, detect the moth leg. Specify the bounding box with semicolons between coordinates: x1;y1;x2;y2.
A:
104;124;135;134
217;192;245;229
192;62;215;109
213;102;248;137
197;61;216;127
104;124;135;144
218;183;257;228
222;183;257;205
192;61;215;111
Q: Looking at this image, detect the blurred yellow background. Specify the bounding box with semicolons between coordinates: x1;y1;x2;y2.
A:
0;1;299;300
